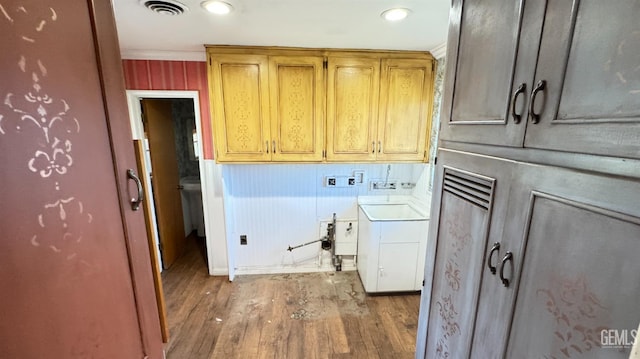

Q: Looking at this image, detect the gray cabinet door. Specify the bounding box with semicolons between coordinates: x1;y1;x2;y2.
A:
524;0;640;159
439;0;545;147
504;165;640;358
417;150;514;358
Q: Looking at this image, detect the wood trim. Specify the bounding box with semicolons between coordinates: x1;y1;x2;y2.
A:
134;140;170;343
87;0;163;357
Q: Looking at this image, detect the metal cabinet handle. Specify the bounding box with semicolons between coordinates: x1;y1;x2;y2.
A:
372;141;375;153
378;141;382;153
272;140;276;153
487;242;500;275
511;83;526;124
265;140;269;154
529;80;546;124
499;251;513;287
126;169;143;211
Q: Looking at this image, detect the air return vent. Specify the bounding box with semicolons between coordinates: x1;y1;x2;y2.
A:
443;168;495;210
140;0;188;15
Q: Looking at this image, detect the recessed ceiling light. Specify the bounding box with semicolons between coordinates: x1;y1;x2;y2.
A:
381;8;410;22
201;0;233;15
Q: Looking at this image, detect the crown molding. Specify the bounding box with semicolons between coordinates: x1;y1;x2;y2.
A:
429;42;447;59
120;49;207;62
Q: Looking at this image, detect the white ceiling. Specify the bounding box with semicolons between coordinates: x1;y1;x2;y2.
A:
112;0;451;61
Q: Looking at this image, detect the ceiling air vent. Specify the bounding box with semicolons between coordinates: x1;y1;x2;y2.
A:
140;0;188;15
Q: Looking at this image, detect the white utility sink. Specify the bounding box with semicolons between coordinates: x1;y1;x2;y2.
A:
359;203;428;221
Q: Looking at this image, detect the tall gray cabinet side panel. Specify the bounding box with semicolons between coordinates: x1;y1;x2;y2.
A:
524;0;640;159
503;165;640;358
438;0;545;147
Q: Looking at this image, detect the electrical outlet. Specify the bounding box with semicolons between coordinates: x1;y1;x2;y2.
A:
240;235;247;245
348;177;356;186
326;176;337;187
353;170;365;184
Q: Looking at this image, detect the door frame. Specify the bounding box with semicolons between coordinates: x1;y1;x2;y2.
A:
125;90;215;272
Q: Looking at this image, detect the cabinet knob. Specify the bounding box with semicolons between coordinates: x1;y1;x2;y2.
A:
499;251;514;287
529;80;546;124
487;242;500;275
510;83;526;124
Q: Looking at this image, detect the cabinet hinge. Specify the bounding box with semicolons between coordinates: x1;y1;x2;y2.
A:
323;59;328;69
431;61;435;73
434;156;438;165
209;58;212;66
422;279;425;287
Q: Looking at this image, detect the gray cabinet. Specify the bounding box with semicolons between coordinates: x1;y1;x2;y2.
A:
504;164;640;358
440;0;640;160
418;150;640;358
421;1;640;357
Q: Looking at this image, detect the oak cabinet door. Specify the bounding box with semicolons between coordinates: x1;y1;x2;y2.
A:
326;57;380;161
377;59;433;162
524;0;640;159
269;56;324;162
210;54;271;162
439;0;545;147
504;165;640;358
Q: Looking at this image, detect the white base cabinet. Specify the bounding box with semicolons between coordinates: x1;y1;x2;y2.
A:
357;207;428;293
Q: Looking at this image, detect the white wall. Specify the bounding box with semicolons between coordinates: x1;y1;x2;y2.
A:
221;163;431;274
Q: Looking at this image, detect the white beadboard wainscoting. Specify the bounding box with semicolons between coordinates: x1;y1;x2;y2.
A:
221;163;431;278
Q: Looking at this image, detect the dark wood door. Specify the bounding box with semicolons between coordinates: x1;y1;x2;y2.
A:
439;0;546;147
0;0;163;357
524;0;640;159
142;99;186;268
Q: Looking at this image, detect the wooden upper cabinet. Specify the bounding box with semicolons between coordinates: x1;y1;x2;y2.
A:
377;59;433;162
269;56;324;162
208;47;435;163
326;57;380;161
209;54;271;162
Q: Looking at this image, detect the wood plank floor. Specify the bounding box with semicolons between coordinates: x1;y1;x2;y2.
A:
162;237;421;359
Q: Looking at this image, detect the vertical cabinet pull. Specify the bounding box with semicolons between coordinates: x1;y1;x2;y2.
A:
487;242;500;274
126;169;143;211
499;251;514;287
529;80;546;124
510;83;527;124
272;140;276;153
378;141;382;153
372;141;375;153
265;141;269;153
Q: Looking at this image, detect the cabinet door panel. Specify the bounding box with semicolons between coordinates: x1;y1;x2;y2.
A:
326;57;379;161
505;177;640;358
377;59;433;162
269;56;324;162
424;166;496;359
377;243;419;292
525;0;640;159
210;55;270;162
440;0;544;147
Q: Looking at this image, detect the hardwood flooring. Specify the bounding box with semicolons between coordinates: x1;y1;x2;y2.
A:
162;237;421;358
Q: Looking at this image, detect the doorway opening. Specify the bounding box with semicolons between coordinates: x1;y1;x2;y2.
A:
140;98;206;269
126;90;213;342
